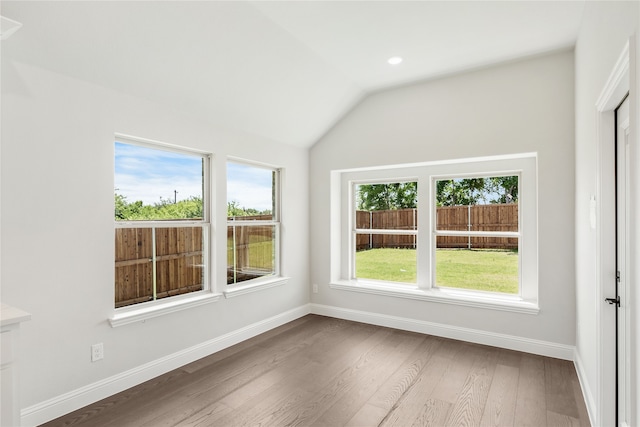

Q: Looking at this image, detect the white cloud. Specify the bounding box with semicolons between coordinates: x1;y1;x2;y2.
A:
115;142;202;205
227;162;273;211
114;143;275;211
227;180;272;211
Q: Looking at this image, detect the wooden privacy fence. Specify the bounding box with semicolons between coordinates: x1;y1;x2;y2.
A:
356;204;518;251
437;204;518;249
115;226;204;308
356;208;417;250
115;215;277;307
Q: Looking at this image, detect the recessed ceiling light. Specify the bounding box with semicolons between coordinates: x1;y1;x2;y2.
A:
387;56;403;65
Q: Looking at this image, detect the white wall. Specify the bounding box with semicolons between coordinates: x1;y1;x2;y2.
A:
0;60;309;423
310;51;575;346
635;8;640;426
5;3;640;425
574;1;639;425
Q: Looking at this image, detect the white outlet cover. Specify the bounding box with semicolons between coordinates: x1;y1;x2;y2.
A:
91;343;104;362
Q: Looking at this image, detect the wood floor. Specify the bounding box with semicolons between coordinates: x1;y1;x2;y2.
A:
42;315;590;427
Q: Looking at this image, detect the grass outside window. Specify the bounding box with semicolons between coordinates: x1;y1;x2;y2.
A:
354;248;417;284
227;225;275;285
355;248;519;294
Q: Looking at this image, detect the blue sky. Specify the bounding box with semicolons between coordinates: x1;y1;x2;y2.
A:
226;162;274;212
115;142;273;211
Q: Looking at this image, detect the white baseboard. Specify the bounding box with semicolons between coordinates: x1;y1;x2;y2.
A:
310;303;575;360
21;304;311;427
573;349;597;427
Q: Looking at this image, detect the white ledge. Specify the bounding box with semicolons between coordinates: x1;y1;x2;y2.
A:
224;276;290;298
1;303;31;327
109;292;221;327
330;280;539;314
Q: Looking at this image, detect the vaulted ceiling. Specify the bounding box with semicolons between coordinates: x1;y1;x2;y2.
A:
1;1;585;147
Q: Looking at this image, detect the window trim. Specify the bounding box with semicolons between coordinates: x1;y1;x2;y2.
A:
329;280;539;314
109;291;221;327
332;154;539;313
225;159;284;292
223;275;290;299
111;135;215;325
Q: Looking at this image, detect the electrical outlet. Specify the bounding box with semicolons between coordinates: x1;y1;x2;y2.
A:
312;284;318;293
91;343;104;362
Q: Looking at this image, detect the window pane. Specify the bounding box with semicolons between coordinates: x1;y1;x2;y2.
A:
115;227;153;307
435;248;519;294
227;225;276;284
115;141;204;221
434;175;519;294
155;227;204;299
436;205;519;236
115;226;205;308
227;162;275;220
356;207;419;233
354;182;417;284
435;176;518;231
355;235;416;284
355;182;418;217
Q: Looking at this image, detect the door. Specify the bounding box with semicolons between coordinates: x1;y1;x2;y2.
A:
596;40;632;427
614;95;630;426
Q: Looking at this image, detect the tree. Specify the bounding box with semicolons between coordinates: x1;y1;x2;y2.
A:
355;176;519;211
357;182;417;211
115;193;144;219
486;176;518;204
115;193;203;220
150;196;203;219
227;201;272;217
436;178;488;207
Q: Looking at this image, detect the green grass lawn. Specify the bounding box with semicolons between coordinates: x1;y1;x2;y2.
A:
354;248;418;283
355;248;518;294
227;237;274;270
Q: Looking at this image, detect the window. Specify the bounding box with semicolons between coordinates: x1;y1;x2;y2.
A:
226;160;281;287
114;137;211;311
433;175;519;295
333;154;538;313
354;181;418;284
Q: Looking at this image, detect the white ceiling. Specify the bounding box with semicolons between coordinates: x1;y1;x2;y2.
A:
1;1;585;148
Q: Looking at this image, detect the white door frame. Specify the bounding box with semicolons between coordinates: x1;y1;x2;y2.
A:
595;37;636;427
616;95;631;427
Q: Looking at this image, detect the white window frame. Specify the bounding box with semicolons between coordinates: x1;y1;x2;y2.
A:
331;154;539;314
110;135;219;327
224;159;288;298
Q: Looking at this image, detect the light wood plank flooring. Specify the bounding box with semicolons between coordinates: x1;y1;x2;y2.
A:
42;315;590;426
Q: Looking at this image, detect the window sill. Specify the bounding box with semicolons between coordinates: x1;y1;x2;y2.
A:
224;276;290;299
109;291;222;327
329;280;539;314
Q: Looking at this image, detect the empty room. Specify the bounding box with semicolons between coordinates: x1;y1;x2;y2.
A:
1;1;639;426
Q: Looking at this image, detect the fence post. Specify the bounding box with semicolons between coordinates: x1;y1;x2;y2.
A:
368;211;372;249
151;226;157;301
467;205;471;249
